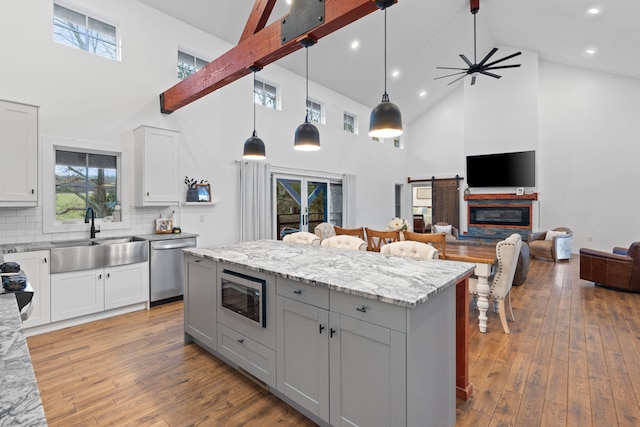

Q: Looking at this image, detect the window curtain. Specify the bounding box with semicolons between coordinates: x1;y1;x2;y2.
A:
240;161;272;241
343;173;356;228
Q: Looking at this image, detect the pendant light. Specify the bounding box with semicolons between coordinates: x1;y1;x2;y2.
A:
294;38;320;151
243;65;266;160
369;1;403;139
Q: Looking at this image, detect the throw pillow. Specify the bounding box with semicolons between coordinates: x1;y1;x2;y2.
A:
433;224;452;235
545;230;567;241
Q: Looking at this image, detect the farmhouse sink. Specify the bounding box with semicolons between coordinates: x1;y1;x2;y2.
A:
50;237;149;273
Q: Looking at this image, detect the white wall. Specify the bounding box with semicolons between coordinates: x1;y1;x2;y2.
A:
0;0;408;246
408;47;640;252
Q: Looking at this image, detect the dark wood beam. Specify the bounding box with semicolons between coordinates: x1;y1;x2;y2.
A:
239;0;277;43
160;0;395;113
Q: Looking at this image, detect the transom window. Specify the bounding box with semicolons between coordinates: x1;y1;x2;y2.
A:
343;112;357;134
254;79;278;109
55;150;118;221
53;3;118;60
178;50;209;80
307;99;323;124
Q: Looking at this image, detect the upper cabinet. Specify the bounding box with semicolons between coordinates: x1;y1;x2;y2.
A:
0;100;38;207
133;125;180;206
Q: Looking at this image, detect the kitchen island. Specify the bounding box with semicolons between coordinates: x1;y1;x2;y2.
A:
0;293;47;426
183;240;475;427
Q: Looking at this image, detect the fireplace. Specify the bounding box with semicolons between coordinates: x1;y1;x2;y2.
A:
469;205;531;227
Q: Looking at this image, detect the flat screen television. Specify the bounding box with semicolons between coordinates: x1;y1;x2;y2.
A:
466;150;535;188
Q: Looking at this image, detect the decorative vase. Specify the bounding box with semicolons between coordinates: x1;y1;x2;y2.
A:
186;188;198;202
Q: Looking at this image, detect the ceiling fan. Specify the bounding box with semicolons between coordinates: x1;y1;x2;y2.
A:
435;0;521;86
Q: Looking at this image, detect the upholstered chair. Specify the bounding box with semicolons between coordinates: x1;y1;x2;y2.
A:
469;233;522;333
282;231;321;245
432;222;459;242
320;235;367;251
528;227;573;261
403;231;446;258
334;226;366;241
314;222;336;240
364;228;400;252
380;241;440;260
579;242;640;292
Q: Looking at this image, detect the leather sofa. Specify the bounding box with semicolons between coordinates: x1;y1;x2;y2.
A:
579;242;640;292
528;227;573;261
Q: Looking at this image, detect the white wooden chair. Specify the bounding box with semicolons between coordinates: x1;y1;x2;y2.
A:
379;240;440;260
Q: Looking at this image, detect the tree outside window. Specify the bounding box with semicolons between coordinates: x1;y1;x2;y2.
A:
53;4;117;60
55;150;117;220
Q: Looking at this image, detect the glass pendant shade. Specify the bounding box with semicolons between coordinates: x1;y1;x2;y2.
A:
369;93;403;138
294;118;321;151
243;130;266;159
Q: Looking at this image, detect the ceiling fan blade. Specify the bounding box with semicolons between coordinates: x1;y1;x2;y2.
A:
484;64;521;71
477;47;498;67
459;54;473;67
436;66;469;71
480;70;501;79
434;71;468;80
448;74;468;86
483;51;522;68
471;75;476;85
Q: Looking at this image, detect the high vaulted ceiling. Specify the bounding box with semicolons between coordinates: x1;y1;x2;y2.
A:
138;0;640;124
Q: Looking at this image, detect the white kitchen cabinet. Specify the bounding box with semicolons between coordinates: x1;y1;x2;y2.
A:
184;255;216;349
104;262;149;310
133;125;180;206
51;268;104;322
0;100;38;206
3;250;50;327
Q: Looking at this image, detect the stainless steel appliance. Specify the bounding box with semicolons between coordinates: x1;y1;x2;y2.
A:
150;237;196;305
220;269;266;327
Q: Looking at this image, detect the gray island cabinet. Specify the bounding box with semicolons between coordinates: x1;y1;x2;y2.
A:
183;240;475;427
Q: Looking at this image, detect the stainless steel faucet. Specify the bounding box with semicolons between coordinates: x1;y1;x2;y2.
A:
84;207;100;239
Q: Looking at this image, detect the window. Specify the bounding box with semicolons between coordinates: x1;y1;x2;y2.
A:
394;184;403;218
177;50;209;79
254;79;278;109
55;150;117;221
53;3;118;60
393;137;402;148
343;112;357;134
307;99;323;124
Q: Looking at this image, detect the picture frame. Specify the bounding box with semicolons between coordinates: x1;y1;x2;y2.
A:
516;187;525;196
197;183;211;202
155;217;173;234
416;187;431;199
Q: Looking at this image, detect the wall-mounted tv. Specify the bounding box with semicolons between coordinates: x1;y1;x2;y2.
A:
466;150;535;188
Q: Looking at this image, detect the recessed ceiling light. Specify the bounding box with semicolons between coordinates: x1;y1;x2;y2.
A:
391;69;400;78
588;8;600;15
286;0;293;5
419;90;427;98
350;40;359;50
585;48;596;55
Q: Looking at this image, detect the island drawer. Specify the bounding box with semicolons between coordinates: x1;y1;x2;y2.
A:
276;277;329;310
218;324;276;388
330;291;407;333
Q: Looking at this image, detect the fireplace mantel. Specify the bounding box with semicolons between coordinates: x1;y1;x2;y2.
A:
464;193;538;201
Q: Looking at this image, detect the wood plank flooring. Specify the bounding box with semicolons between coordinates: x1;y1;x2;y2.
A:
26;256;640;426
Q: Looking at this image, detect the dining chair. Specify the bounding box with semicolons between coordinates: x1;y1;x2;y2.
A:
402;231;446;258
364;228;400;252
469;233;522;333
313;222;336;240
282;231;321;245
380;240;439;259
334;226;366;241
320;235;367;251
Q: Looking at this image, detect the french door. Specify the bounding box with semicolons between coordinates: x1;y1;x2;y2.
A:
273;175;342;239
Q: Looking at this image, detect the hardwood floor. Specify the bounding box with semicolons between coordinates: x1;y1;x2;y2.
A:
27;256;640;426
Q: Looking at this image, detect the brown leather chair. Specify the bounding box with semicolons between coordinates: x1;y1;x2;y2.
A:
579;242;640;292
334;226;365;241
528;227;573;261
364;228;400;252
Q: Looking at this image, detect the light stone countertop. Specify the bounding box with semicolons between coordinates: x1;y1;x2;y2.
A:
0;294;47;426
184;240;475;308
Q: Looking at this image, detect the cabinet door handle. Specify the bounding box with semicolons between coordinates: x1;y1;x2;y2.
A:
107;273;110;279
43;257;47;263
319;324;325;334
356;306;367;313
237;339;244;344
194;259;201;263
98;274;102;279
330;328;336;338
31;189;35;194
293;289;302;295
147;192;150;196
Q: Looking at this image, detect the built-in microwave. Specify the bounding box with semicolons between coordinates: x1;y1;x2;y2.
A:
220;269;266;328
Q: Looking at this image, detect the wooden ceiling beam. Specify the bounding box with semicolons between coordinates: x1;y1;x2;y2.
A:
160;0;393;113
239;0;277;43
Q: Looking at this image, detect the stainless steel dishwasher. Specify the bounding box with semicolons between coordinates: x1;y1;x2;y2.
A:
149;237;197;306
